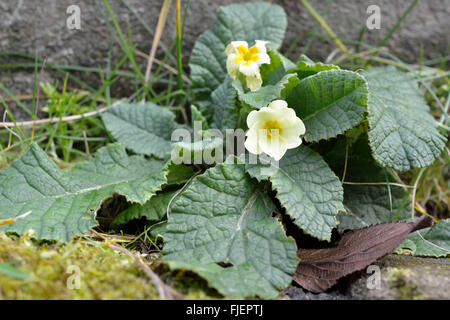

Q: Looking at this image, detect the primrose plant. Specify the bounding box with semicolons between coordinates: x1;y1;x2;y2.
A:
0;2;447;299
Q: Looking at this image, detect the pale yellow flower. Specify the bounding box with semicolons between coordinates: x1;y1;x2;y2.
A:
244;100;306;161
225;40;270;91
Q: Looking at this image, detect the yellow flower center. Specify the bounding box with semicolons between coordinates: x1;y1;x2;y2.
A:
263;120;282;139
233;45;259;67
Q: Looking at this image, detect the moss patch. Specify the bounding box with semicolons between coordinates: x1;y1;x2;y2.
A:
0;232;162;299
386;268;426;300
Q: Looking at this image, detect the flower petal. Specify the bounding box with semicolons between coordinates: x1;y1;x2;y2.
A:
239;62;259;77
225;43;236;55
226;54;239;79
256;53;270;66
268;100;288;111
244;128;262;155
246;110;261;128
226;41;248;55
282;134;303;149
282;118;306;139
255;40;270;54
246;74;262;92
258;133;288;161
268;100;302;127
247;106;278;127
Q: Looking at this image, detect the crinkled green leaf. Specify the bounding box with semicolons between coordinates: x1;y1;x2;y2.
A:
111;161;194;228
102;102;178;158
0;143;168;241
190;2;287;107
246;146;344;241
395;219;450;257
362;67;446;171
286;70;368;142
317;135;411;232
111;189;176;228
163;162;298;298
260;49;296;85
233;73;299;109
289;55;339;80
165;162;195;186
210;78;239;132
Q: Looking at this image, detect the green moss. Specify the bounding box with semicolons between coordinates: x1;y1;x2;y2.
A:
386;268;426;300
0;231;162;299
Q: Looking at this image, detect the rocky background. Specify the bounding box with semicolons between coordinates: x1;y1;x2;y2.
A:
1;0;449;120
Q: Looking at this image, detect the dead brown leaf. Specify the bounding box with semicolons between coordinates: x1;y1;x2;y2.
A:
294;215;433;293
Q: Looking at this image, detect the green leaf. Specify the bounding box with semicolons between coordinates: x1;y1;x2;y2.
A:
190;104;209;131
163;162;298;298
189;2;287;106
111;189;177;228
102;102;178;158
167;260;286;299
0;143;168;241
395;219;450;257
362;67;447;171
246;146;345;241
210;78;239;132
286;70;369;142
0;262;29;280
233;73;299;110
260;49;296;85
165;162;195;186
289;55;340;80
172;136;224;165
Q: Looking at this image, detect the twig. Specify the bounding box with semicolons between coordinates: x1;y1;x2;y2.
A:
0;107;107;128
389;168;409;191
2;110;22;141
108;243;182;299
84;231;135;241
0;210;33;226
332;48;381;64
343;181;414;188
3;94;34;102
417;230;450;254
